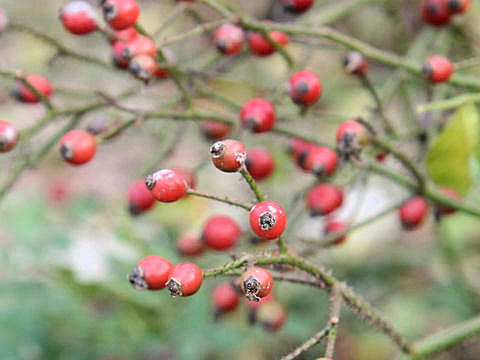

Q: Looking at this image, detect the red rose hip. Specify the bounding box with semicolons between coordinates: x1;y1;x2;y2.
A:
128;255;174;290
201;121;231;141
250;201;286;240
14;74;54;103
59;129;97;165
399;197;429;230
177;234;205;256
241;267;273;302
324;219;348;245
214;23;245;55
280;0;314;13
303;146;338;178
421;0;451;26
102;0;140;30
306;184;343;216
248;30;289;56
60;1;98;35
246;148;275;181
288;70;322;106
343;51;368;75
127;179;156;215
202;215;241;250
423;56;454;83
210;139;247;172
145;169;187;202
212;282;240;313
0;120;18;152
166;262;203;297
240;98;276;133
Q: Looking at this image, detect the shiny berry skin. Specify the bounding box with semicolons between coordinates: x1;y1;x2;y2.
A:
249;201;287;240
177;234;204;256
60;1;98;35
0;121;18;153
102;0;140;30
170;167;196;189
336;119;370;161
202;215;241;250
248;30;289;56
246;148;275;181
127;180;156;215
109;27;138;44
214;23;245;55
212;282;240;313
128;256;174;290
447;0;470;13
0;8;9;33
324;219;347;245
288;70;322;106
343;51;368;75
280;0;314;13
399;197;429;230
421;0;451;26
436;187;462;216
123;35;157;60
112;40;130;68
166;262;203;297
14;74;54;103
289;138;316;171
129;54;157;82
145;169;187;202
303;146;338;178
240;98;276;133
241;267;273;302
257;301;287;332
210;139;247;172
306;184;343;216
201;120;231;141
423;56;454;83
59;129;96;165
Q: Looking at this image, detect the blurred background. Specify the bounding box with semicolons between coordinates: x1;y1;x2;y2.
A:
1;0;480;359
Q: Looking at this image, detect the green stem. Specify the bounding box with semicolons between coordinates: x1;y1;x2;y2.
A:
239;168;265;202
186;190;251;210
417;93;480;113
279;325;331;360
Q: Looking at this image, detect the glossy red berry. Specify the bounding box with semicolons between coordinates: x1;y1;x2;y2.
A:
14;74;54;103
423;56;454;83
257;301;287;332
289;138;316;171
202;215;241;250
288;70;322;106
123;35;157;60
170;167;196;189
59;129;96;165
421;0;451;26
324;219;347;245
212;282;240;313
246;148;275;181
177;234;204;256
145;169;187;202
447;0;470;13
436;187;462;216
248;30;289;56
303;146;338;178
127;180;156;215
60;1;98;35
240;98;276;133
0;8;9;33
280;0;314;13
109;27;138;44
214;23;245;55
210;139;247;172
128;255;174;290
306;184;343;216
336;119;370;161
129;54;157;82
0;121;18;152
241;267;273;302
250;201;287;240
166;262;203;297
344;51;368;75
102;0;140;30
112;40;130;68
201;120;231;141
399;197;429;230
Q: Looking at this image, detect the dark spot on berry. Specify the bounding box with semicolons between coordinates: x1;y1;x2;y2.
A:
282;0;297;12
0;135;7;150
121;48;133;61
297;150;309;168
313;164;326;178
60;144;73;160
244;117;259;131
426;3;439;15
447;0;460;11
210;141;225;158
128;203;141;216
295;81;309;95
145;174;155;190
309;207;324;217
216;38;229;53
166;277;183;297
102;2;117;22
422;62;433;78
259;211;276;230
128;266;148;290
243;275;261;301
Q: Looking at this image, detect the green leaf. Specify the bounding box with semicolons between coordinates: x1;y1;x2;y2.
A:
426;103;479;195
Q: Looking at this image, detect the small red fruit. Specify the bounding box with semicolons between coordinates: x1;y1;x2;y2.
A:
112;40;130;68
306;184;343;216
288;70;322;106
303;146;338;178
324;219;347;245
202;215;241;250
246;148;275;181
343;51;368;75
399;197;429;230
128;255;173;290
435;187;462;216
59;129;96;165
123;35;157;60
177;234;204;256
249;201;287;240
102;0;140;30
248;30;289;56
145;169;187;202
210;139;247;172
170;167;196;189
201;120;231;141
127;180;156;215
129;54;157;82
212;282;240;314
241;267;273;302
257;301;287;332
14;74;54;103
336;119;370;161
423;56;454;83
288;138;316;171
240;98;276;133
421;0;451;26
280;0;314;13
166;262;203;297
214;23;245;55
60;1;98;35
0;120;18;152
447;0;470;13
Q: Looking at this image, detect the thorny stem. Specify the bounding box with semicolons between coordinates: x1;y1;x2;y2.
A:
279;325;331;360
325;285;342;359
